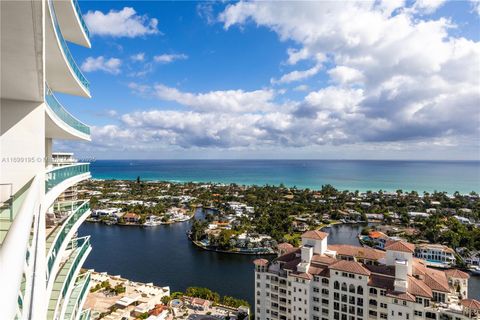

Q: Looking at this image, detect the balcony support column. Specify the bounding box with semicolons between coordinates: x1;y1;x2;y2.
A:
45;138;53;169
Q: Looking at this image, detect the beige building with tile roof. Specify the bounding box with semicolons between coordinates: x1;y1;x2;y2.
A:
253;230;479;320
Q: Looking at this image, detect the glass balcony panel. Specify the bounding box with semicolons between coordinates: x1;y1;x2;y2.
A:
64;272;91;320
48;237;91;318
45;85;90;136
47;0;89;91
45;164;90;193
0;180;33;244
72;0;90;39
46;201;90;277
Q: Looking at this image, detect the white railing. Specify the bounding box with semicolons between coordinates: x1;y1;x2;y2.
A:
0;175;42;320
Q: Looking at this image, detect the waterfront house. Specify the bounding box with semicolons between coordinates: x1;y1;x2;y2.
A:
366;213;384;221
415;243;456;268
457;248;480;266
189;297;211;311
363;230;390;249
123;212;141;224
92;207;122;218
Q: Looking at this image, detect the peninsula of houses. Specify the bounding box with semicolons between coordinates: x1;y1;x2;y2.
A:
77;180;480;271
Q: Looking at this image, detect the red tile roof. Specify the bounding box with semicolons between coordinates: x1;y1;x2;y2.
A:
330;260;371;276
387;291;416;302
408;276;433;298
385;240;415;253
253;259;269;267
192;297;211;307
123;212;140;219
368;274;394;290
445;269;470;279
277;242;294;250
461;299;480;310
302;230;329;240
369;231;388;239
311;254;337;266
424;268;450;293
290;271;313;280
413;258;427;276
328;244;386;261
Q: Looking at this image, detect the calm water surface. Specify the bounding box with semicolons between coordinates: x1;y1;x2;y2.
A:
79;219;480;306
89;160;480;194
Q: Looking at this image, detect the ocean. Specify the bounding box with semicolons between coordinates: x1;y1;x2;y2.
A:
89;159;480;193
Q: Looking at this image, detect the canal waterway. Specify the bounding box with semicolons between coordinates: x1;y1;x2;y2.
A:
78;215;480;306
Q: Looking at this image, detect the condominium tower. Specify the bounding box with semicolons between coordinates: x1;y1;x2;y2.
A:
1;0;93;319
254;231;480;320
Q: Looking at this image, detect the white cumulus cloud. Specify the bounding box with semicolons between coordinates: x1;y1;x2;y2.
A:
130;53;145;62
153;54;188;63
129;83;278;113
84;7;160;38
79;1;479;159
81;56;122;74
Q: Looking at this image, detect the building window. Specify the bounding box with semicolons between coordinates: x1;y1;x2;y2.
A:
357;286;363;295
357;307;363;316
334;281;340;290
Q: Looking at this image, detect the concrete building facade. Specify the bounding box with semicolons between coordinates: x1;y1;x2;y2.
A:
254;231;479;320
1;0;93;319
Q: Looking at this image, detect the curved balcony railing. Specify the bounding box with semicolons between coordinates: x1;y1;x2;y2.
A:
72;0;90;39
62;237;90;297
46;201;90;278
80;308;91;320
48;237;91;318
64;272;91;320
45;163;90;193
45;84;90;136
0;175;41;320
47;0;90;92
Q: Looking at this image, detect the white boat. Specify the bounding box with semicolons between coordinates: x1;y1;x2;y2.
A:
144;216;162;227
469;266;480;275
143;221;161;227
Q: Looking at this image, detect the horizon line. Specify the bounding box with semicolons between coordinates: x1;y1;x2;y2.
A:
81;158;480;162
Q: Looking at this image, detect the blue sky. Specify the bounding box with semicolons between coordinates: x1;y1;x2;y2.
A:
58;0;480;160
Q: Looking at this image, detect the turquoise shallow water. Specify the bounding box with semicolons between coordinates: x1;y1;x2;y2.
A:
90;160;480;193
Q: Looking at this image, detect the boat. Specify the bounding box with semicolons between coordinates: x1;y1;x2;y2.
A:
143;221;161;227
144;216;162;227
468;266;480;275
